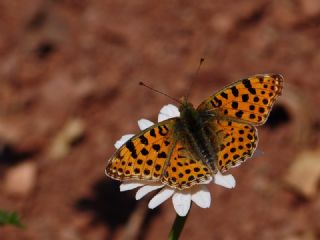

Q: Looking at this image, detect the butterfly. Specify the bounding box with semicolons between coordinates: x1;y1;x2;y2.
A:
105;74;283;189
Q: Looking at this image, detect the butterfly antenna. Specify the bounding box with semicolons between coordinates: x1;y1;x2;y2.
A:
186;57;205;100
139;82;182;104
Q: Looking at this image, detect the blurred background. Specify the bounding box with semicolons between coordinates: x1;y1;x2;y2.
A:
0;0;320;239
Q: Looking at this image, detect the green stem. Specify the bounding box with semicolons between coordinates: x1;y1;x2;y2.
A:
168;211;189;240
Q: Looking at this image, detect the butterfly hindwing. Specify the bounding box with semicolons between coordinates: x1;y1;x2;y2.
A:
197;74;284;125
161;141;212;189
209;119;258;172
105;119;176;181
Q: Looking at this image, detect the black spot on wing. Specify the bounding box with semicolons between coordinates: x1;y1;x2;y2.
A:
242;94;249;102
141;148;149;156
126;140;137;158
157;152;167;158
158;126;168;136
155;164;161;171
235;110;244;118
257;76;264;83
220;92;228;99
242;79;256;94
139;135;148;145
231;102;238;109
231;86;239;97
259;107;265;113
152;144;161;151
242;79;252;88
214;97;222;107
150;129;156;137
248;88;256;94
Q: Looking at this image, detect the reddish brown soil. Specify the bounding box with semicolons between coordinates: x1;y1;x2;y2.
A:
1;0;320;239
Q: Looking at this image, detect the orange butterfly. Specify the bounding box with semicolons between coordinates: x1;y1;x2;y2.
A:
106;74;283;189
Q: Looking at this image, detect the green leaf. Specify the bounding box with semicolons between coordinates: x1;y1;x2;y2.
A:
0;209;24;228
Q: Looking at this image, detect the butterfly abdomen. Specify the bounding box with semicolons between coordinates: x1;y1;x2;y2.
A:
177;102;217;170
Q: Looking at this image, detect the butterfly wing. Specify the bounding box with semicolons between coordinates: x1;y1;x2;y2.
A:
106;119;176;182
198;74;283;172
208;119;258;172
197;74;284;125
161;141;213;189
106;118;213;189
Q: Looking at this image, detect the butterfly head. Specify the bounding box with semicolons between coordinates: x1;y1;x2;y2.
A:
178;97;199;120
179;97;193;109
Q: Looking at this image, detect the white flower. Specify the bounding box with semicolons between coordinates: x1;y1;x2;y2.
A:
113;104;236;217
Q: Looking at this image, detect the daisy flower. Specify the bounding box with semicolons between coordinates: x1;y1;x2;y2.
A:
110;104;236;217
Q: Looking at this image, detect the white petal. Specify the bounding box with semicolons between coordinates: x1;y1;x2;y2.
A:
138;119;154;130
191;185;211;208
158;104;180;122
114;134;134;149
135;184;164;200
172;191;191;217
120;182;144;192
214;172;236;189
148;187;175;209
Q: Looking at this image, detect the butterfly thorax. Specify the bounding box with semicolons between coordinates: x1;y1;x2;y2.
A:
175;100;218;171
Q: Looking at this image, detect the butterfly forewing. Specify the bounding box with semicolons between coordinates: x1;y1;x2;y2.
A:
106;119;176;181
197;74;284;125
